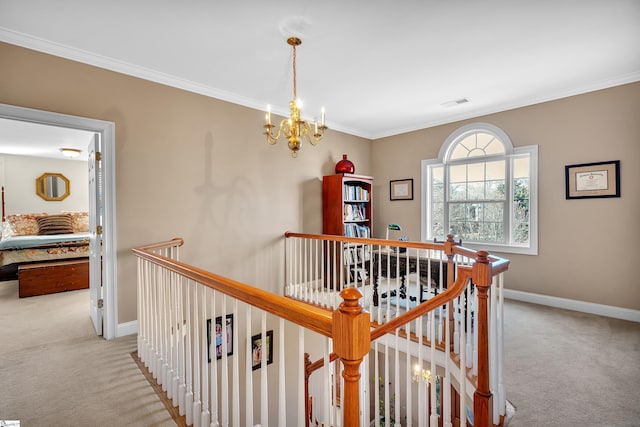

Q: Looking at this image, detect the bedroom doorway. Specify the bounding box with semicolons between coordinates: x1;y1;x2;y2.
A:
0;103;118;339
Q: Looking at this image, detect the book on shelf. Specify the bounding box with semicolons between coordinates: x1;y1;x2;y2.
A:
343;203;366;221
343;184;369;201
343;224;371;238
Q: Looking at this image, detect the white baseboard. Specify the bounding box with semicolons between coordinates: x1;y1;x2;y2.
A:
117;320;138;337
504;289;640;323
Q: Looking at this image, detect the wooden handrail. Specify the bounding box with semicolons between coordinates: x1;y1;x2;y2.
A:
135;237;184;252
370;266;472;341
132;243;334;337
285;231;446;251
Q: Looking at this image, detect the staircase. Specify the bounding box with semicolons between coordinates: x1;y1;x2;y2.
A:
133;233;509;427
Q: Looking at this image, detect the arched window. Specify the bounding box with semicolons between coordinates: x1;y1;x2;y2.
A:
422;123;538;255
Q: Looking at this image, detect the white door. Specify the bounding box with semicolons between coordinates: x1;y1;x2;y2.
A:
88;134;104;335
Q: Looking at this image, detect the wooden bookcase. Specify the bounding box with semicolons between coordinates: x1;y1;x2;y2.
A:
322;173;373;288
322;173;373;237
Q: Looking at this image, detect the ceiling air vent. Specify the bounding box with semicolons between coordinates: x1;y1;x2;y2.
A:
441;98;470;108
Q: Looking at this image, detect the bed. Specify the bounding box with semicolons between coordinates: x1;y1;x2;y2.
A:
1;186;91;296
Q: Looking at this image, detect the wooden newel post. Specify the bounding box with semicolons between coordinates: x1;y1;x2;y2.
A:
333;287;371;427
472;251;493;427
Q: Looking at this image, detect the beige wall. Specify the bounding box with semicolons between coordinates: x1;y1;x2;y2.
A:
0;42;371;323
1;154;88;214
372;82;640;310
2;41;638;319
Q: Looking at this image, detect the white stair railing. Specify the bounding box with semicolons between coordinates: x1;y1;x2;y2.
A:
134;238;341;427
285;232;508;427
135;235;507;427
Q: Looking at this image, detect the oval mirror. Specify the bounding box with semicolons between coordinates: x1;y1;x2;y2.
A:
35;172;70;201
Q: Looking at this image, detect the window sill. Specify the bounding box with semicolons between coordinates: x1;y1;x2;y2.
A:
460;241;537;256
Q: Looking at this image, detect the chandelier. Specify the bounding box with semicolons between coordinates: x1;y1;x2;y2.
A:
264;37;327;157
412;365;431;383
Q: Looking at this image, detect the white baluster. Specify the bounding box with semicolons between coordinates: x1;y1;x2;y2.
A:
459;288;467;427
405;317;412;427
490;277;500;426
417;316;424;426
167;271;175;401
260;311;268;427
185;281;194;426
497;273;506;419
177;276;186;415
466;286;473;369
209;290;219;427
201;286;210;427
374;341;380;427
430;310;438;427
161;269;169;392
220;295;229;427
278;318;286;425
453;295;460;355
193;282;202;427
145;261;153;368
232;299;240;427
473;290;478;377
245;306;253;427
324;339;330;426
384;334;390;427
137;259;143;361
394;329;400;426
361;353;370;427
444;297;452;427
297;327;305;427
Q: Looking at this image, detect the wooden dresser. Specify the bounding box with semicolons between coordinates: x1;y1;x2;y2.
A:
18;258;89;298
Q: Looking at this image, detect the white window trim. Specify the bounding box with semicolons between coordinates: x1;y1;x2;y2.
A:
422;123;538;255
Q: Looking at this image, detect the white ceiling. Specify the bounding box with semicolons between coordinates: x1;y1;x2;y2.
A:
1;0;639;152
0;118;94;161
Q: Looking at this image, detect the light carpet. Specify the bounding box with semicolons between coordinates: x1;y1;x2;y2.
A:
0;280;175;427
2;279;639;426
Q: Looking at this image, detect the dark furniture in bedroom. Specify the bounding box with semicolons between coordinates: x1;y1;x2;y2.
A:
18;258;89;298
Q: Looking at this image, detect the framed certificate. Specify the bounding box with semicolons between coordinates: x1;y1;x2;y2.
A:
390;179;413;201
565;160;620;199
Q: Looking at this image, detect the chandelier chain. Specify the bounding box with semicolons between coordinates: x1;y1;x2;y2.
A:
292;43;297;100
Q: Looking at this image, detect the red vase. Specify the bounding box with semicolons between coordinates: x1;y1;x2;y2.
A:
335;154;355;174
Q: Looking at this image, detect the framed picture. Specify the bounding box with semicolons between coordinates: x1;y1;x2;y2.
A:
207;314;233;362
390;179;413;201
251;330;273;370
565;160;620;199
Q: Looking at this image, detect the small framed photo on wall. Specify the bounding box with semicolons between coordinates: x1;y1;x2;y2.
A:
207;314;234;362
251;330;273;370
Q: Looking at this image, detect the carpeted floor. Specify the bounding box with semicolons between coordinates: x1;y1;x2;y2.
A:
0;280;175;427
1;279;639;426
503;300;640;426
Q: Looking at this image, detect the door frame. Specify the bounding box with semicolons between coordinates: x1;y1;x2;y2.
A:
0;103;118;339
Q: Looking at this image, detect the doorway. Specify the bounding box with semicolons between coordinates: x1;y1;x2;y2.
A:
0;103;118;339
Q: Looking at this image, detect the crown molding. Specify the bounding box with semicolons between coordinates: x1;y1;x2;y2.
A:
371;71;640;140
3;27;639;141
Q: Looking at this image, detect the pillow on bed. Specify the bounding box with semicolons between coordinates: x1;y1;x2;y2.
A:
62;211;90;233
37;214;74;235
6;213;47;236
1;221;14;239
